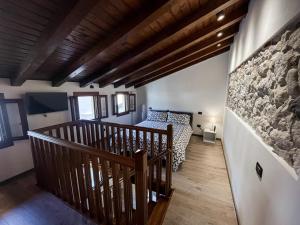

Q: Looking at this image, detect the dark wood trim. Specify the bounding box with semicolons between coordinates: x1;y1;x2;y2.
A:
129;94;136;112
95;2;247;88
134;46;230;88
73;92;99;96
99;95;109;118
0;98;29;141
51;0;171;87
11;0;100;86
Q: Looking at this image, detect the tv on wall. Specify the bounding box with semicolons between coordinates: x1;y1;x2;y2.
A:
25;92;68;115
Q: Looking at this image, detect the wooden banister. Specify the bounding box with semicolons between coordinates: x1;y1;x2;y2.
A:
134;149;148;225
28;119;173;225
28;130;135;168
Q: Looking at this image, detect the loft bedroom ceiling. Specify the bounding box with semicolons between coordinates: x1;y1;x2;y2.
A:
0;0;249;88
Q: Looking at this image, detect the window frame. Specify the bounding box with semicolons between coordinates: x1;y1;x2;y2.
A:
0;94;29;149
71;92;108;120
129;93;136;112
3;98;29;141
114;92;129;117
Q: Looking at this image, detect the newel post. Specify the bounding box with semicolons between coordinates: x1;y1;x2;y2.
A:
134;149;148;225
166;124;173;196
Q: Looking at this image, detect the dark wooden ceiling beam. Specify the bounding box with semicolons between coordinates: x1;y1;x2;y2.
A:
115;25;239;87
134;46;230;88
97;2;247;88
51;0;172;86
80;0;244;87
129;39;232;87
10;0;100;86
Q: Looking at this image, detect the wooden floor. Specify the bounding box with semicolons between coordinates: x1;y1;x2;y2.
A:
0;172;97;225
163;136;238;225
0;136;237;225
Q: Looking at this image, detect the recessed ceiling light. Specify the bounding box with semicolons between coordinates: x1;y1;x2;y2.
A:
217;43;222;47
217;11;225;21
217;32;223;37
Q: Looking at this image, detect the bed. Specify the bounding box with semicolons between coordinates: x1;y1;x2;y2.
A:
116;109;193;171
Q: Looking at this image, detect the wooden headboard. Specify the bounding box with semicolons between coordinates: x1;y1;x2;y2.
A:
149;108;193;126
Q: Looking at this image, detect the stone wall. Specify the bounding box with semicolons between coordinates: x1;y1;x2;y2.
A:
227;24;300;175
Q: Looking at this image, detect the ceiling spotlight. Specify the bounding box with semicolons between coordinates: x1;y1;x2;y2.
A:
217;11;225;21
217;32;223;37
217;43;222;47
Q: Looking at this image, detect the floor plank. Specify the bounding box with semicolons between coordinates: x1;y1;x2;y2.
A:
163;136;238;225
0;172;97;225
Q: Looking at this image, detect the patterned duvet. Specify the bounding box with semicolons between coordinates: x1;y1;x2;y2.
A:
134;120;193;171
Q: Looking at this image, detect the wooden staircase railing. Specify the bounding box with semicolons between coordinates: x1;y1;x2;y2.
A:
28;119;173;225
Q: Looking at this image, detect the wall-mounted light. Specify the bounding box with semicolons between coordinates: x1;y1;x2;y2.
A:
217;43;222;47
217;11;225;21
217;32;223;37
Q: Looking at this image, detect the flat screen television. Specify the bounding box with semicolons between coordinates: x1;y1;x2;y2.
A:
25;92;68;115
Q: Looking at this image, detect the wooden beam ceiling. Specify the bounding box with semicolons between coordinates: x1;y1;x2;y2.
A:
114;24;239;87
128;38;233;87
0;0;249;87
80;0;245;87
134;46;230;88
10;0;100;86
51;0;171;87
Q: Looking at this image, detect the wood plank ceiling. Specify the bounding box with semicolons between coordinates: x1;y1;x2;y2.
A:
0;0;249;88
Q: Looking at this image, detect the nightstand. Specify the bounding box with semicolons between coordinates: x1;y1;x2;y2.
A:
203;128;216;144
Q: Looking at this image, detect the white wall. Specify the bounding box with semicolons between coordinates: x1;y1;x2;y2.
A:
0;79;137;182
228;0;300;73
137;52;229;138
224;1;300;225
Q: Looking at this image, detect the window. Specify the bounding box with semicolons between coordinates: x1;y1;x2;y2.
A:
0;94;29;149
78;96;95;120
112;92;130;116
70;92;108;121
129;94;136;112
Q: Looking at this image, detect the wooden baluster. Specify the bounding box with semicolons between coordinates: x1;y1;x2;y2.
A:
90;122;96;147
82;122;88;145
48;139;60;196
56;145;67;200
136;130;140;152
70;125;75;142
134;150;148;225
83;153;95;218
100;159;113;224
43;141;55;193
105;125;110;152
129;129;133;157
63;147;74;205
63;125;68;141
95;123;100;148
123;166;133;225
149;132;154;202
76;151;88;213
117;127;121;155
76;123;81;144
56;127;61;139
91;156;104;222
111;162;121;224
111;126;116;153
86;122;92;146
166;124;173;196
30;137;41;186
38;139;48;189
122;128;127;156
100;123;105;150
156;133;162;200
69;148;80;209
